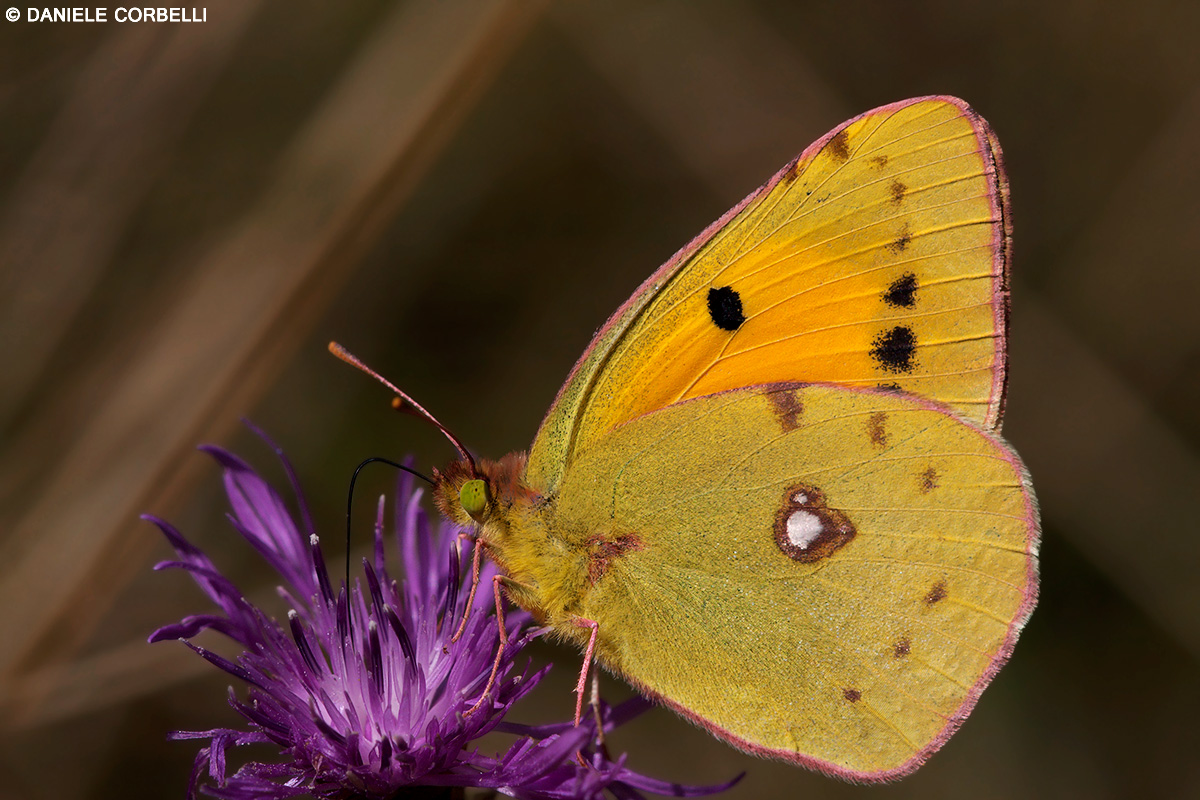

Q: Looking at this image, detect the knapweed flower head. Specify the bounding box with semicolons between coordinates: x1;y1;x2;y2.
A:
148;433;736;799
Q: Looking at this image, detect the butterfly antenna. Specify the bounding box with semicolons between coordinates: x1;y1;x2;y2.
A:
344;456;433;593
329;342;477;474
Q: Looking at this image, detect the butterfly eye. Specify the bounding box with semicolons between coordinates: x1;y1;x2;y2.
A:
459;479;490;522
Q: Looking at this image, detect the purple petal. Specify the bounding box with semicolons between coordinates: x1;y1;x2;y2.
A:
151;436;735;799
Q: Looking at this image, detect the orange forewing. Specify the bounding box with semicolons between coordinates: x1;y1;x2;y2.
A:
529;97;1009;491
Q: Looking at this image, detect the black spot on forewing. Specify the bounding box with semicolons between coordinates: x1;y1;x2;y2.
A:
883;273;917;308
871;326;917;373
707;286;745;331
885;226;913;254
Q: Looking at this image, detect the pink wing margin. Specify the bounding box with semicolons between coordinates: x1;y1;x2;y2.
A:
966;99;1014;432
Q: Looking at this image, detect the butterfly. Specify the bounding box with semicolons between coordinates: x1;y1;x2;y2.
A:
335;96;1039;781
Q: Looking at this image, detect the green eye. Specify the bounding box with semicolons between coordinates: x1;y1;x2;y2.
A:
459;479;489;522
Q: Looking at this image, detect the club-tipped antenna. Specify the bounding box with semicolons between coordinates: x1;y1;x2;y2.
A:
329;342;477;475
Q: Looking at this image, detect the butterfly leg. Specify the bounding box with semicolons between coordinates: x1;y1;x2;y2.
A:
570;616;600;727
573;683;604;771
449;534;483;644
464;573;520;717
589;670;610;760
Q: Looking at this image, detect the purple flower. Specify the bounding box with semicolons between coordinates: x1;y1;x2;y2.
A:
148;432;737;799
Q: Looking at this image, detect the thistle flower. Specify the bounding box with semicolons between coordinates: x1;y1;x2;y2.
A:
148;433;737;799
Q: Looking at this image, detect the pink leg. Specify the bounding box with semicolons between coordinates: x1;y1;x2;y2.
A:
571;617;600;727
450;535;483;644
464;575;510;717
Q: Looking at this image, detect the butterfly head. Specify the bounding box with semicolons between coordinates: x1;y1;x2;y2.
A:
431;459;485;527
431;452;529;530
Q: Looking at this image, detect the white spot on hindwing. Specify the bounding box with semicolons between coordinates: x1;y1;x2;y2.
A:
786;509;823;549
773;483;857;563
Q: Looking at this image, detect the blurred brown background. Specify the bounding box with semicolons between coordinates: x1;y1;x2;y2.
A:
1;1;1198;798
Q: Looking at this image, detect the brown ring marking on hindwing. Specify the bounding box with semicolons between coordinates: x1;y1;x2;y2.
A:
893;637;911;658
843;688;862;703
773;484;856;563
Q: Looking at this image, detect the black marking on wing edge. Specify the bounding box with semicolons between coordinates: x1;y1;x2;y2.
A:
870;326;917;373
883;273;917;308
707;286;746;331
885;227;913;254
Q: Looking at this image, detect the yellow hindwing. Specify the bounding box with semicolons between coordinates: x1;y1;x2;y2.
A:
551;383;1038;779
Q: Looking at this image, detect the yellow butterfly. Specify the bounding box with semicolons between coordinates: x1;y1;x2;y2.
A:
338;96;1039;781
